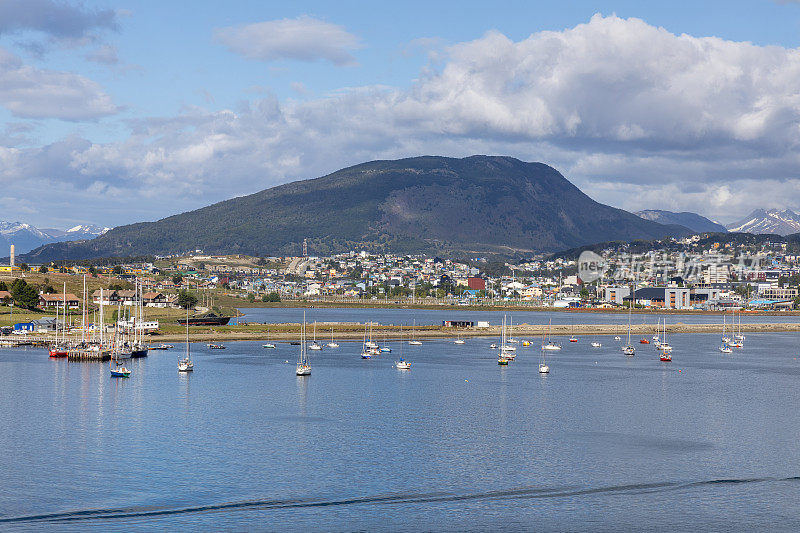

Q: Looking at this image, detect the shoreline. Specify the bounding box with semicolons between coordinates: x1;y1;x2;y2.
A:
146;322;800;342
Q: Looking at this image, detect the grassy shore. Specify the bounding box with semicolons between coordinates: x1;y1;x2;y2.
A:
146;321;800;342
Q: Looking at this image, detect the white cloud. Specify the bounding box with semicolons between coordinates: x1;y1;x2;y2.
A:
214;16;362;65
86;44;119;65
8;14;800;226
0;47;118;120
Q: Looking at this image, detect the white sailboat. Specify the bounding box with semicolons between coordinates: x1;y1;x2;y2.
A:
309;320;322;350
507;316;518;343
498;315;510;365
721;313;731;343
364;321;379;349
538;325;550;374
729;312;744;347
262;326;276;349
718;313;733;353
408;319;423;345
296;312;311;375
395;325;411;369
542;319;561;351
622;292;635;356
178;308;194;372
326;327;339;348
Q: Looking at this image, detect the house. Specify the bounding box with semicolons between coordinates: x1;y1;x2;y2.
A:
33;317;58;332
467;277;486;291
13;322;35;332
0;290;11;303
92;289;119;305
116;290;139;306
142;291;168;307
39;293;80;309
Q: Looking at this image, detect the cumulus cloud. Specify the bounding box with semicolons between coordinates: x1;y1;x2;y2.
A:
0;47;118;120
7;14;800;226
214;16;362;65
0;0;118;50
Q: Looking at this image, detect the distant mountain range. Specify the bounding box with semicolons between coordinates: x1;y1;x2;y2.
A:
726;209;800;236
19;156;694;262
636;210;728;234
0;222;109;255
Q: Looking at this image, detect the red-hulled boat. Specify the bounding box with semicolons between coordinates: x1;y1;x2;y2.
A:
639;338;650;344
49;347;68;358
659;351;672;362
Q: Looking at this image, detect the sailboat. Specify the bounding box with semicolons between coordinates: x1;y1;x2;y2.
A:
658;318;672;361
109;315;130;377
380;332;392;352
720;313;731;343
408;319;423;345
49;284;69;357
395;326;411;369
568;321;577;343
262;326;276;349
309;320;322;350
507;316;518;344
622;293;635;356
361;323;379;358
729;312;744;348
543;319;561;351
734;312;746;342
326;327;339;348
129;282;148;358
498;316;510;365
364;321;379;349
296;311;311;375
178;308;194;372
538;326;550;374
454;333;465;345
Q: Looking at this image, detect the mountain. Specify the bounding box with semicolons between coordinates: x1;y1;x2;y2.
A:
726;209;800;236
20;156;692;262
0;221;109;255
636;210;727;233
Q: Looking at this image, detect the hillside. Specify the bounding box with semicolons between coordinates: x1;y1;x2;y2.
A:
636;210;727;233
20;156;691;261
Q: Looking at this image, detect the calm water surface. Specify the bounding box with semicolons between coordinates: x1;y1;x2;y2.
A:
1;325;800;530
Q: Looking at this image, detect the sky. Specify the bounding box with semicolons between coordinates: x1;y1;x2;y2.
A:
3;0;800;230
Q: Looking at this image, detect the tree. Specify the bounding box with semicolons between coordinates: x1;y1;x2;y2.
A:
10;279;39;309
18;262;29;272
88;266;96;275
580;286;590;300
247;293;256;303
177;289;198;309
0;281;6;291
172;274;183;285
112;265;123;275
38;265;48;273
262;292;281;302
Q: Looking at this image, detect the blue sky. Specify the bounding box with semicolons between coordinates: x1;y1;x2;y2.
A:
3;0;800;229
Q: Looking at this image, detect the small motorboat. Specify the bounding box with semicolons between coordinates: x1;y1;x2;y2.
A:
263;343;276;349
326;342;339;348
522;340;531;347
659;351;672;362
543;342;561;351
395;359;411;370
178;357;194;372
538;363;550;374
309;342;322;351
408;340;423;346
569;336;578;343
639;338;650;344
207;343;225;349
454;339;465;345
110;360;130;378
489;343;498;349
591;341;602;348
614;336;621;341
622;345;635;357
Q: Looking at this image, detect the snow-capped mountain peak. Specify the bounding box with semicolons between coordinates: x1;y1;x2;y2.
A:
726;208;800;236
0;220;112;254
